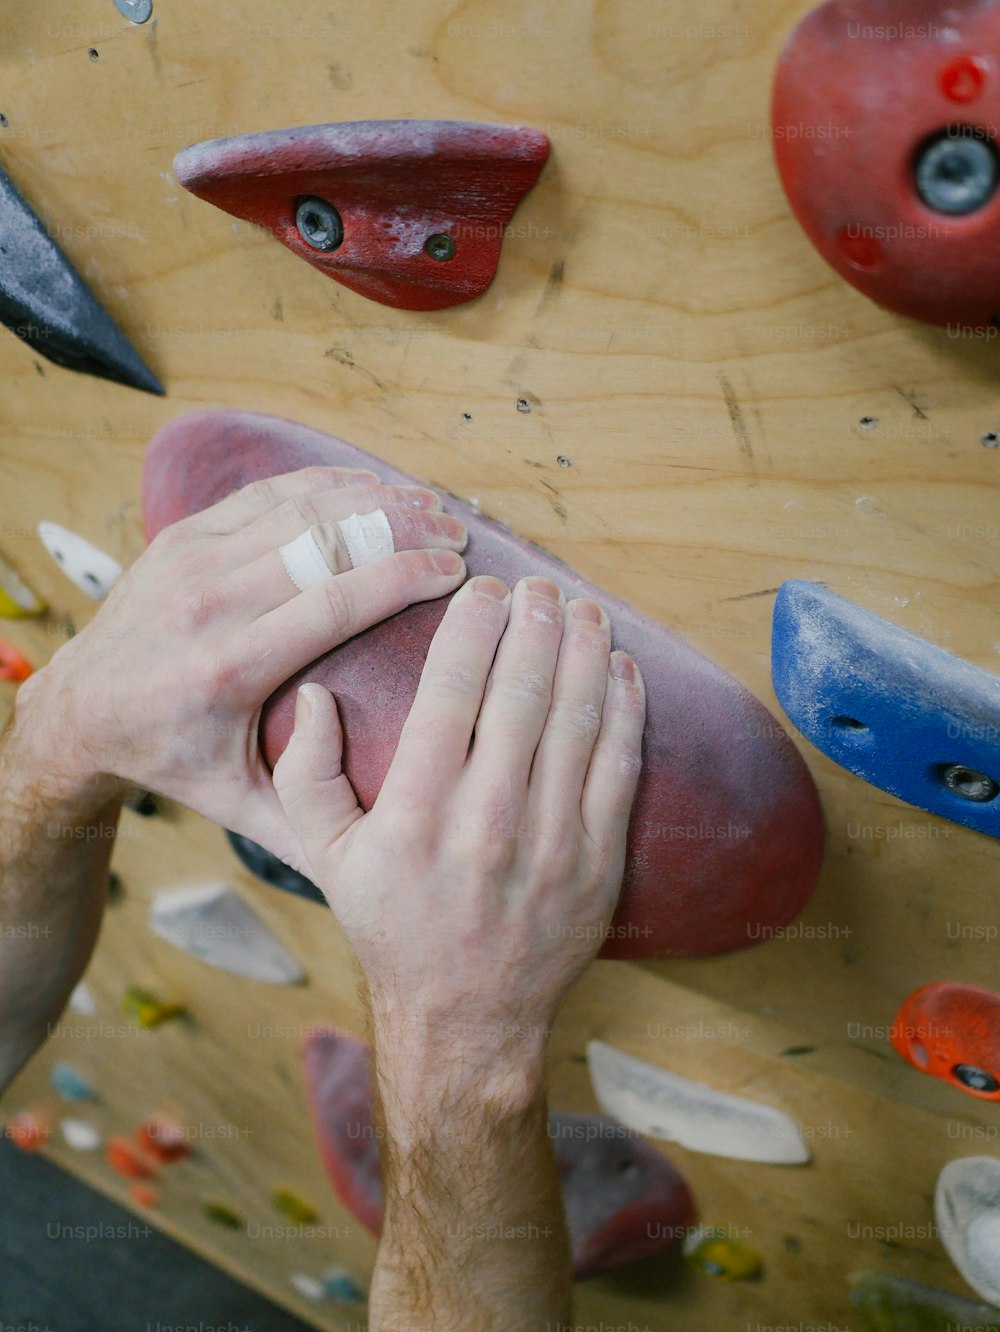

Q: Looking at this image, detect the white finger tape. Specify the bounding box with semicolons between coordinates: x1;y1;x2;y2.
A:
279;528;335;592
337;509;395;569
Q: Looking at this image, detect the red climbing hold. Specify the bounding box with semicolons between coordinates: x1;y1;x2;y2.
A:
174;121;550;311
772;0;1000;327
891;982;1000;1101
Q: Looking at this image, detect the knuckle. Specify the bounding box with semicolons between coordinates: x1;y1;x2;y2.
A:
317;574;356;633
278;493;322;533
169;580;228;634
499;667;551;706
548;696;602;743
243;476;280;509
428;661;481;699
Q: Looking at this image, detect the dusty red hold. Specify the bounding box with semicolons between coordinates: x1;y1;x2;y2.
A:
174;120;550;311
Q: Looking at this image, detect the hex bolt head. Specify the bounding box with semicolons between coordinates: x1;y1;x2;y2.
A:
952;1062;1000;1094
296;198;344;252
915;131;999;215
941;762;999;802
424;233;456;261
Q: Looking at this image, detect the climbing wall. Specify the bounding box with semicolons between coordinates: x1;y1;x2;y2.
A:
1;0;999;1326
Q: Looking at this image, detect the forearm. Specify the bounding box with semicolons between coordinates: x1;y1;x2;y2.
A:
0;670;125;1089
368;1002;573;1332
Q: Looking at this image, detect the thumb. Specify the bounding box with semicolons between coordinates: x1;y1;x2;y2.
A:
272;683;363;866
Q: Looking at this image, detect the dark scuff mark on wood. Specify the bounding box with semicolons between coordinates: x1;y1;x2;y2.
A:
324;344;385;390
894;386;928;420
550;499;568;523
720;373;754;464
719;586;781;603
272;297;284;322
535;258;565;315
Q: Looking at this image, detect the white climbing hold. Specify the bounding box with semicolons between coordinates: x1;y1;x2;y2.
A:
586;1040;811;1165
289;1272;326;1302
60;1118;101;1151
935;1156;1000;1304
37;522;122;599
69;982;97;1016
149;883;306;985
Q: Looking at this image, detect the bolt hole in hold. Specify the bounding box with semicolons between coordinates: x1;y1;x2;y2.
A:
939;763;999;802
295;197;343;252
424;233;456;261
830;715;869;734
952;1062;1000;1094
914;128;1000;215
982;432;999;448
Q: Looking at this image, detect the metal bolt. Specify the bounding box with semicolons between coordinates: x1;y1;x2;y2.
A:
915;131;998;215
424;233;456;261
952;1062;1000;1094
295;198;343;253
113;0;153;21
941;762;999;801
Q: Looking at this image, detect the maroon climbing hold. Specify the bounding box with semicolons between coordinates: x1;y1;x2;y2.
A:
142;409;824;960
301;1029;696;1280
174;121;550;311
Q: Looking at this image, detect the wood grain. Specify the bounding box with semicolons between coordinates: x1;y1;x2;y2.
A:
1;0;999;1326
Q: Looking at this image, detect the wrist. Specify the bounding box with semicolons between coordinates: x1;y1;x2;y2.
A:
8;666;127;813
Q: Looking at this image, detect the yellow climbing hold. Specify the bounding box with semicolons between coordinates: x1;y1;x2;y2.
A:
684;1227;763;1280
122;987;186;1028
0;552;45;617
272;1188;319;1224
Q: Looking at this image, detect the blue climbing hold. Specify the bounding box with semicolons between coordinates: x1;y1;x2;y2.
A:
51;1061;97;1102
323;1267;365;1302
772;580;1000;837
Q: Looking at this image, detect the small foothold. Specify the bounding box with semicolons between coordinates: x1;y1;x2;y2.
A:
0;553;45;617
225;830;326;905
113;0;154;23
69;983;97;1017
0;639;33;683
51;1061;98;1102
587;1040;811;1165
887;981;1000;1098
105;1136;157;1180
323;1267;366;1302
37;522;122;599
9;1110;51;1152
61;1118;101;1152
136;1116;189;1164
850;1268;1000;1329
290;1273;326;1302
149;883;306;985
204;1201;244;1230
271;1188;319;1224
122;987;186;1029
683;1227;764;1281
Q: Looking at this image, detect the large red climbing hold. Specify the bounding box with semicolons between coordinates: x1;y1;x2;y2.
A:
174;121;550;311
142;409;825;961
772;0;1000;327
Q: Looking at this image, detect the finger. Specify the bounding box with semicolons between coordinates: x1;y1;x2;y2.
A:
377;576;512;806
528;598;611;816
232;483;444;561
234;548;469;699
224;508;466;619
581;653;646;850
464;577;566;794
183;466;383;536
272;683;363;873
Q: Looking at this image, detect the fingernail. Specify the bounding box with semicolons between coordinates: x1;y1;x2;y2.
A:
407;488;442;510
437;515;467;542
432;550;465;575
571;599;603;624
524;576;561;602
295;684;314;730
610;652;636;682
473;575;509;600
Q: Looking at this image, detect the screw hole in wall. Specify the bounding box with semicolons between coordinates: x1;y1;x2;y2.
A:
88;48;100;62
982;431;999;448
858;416;878;430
